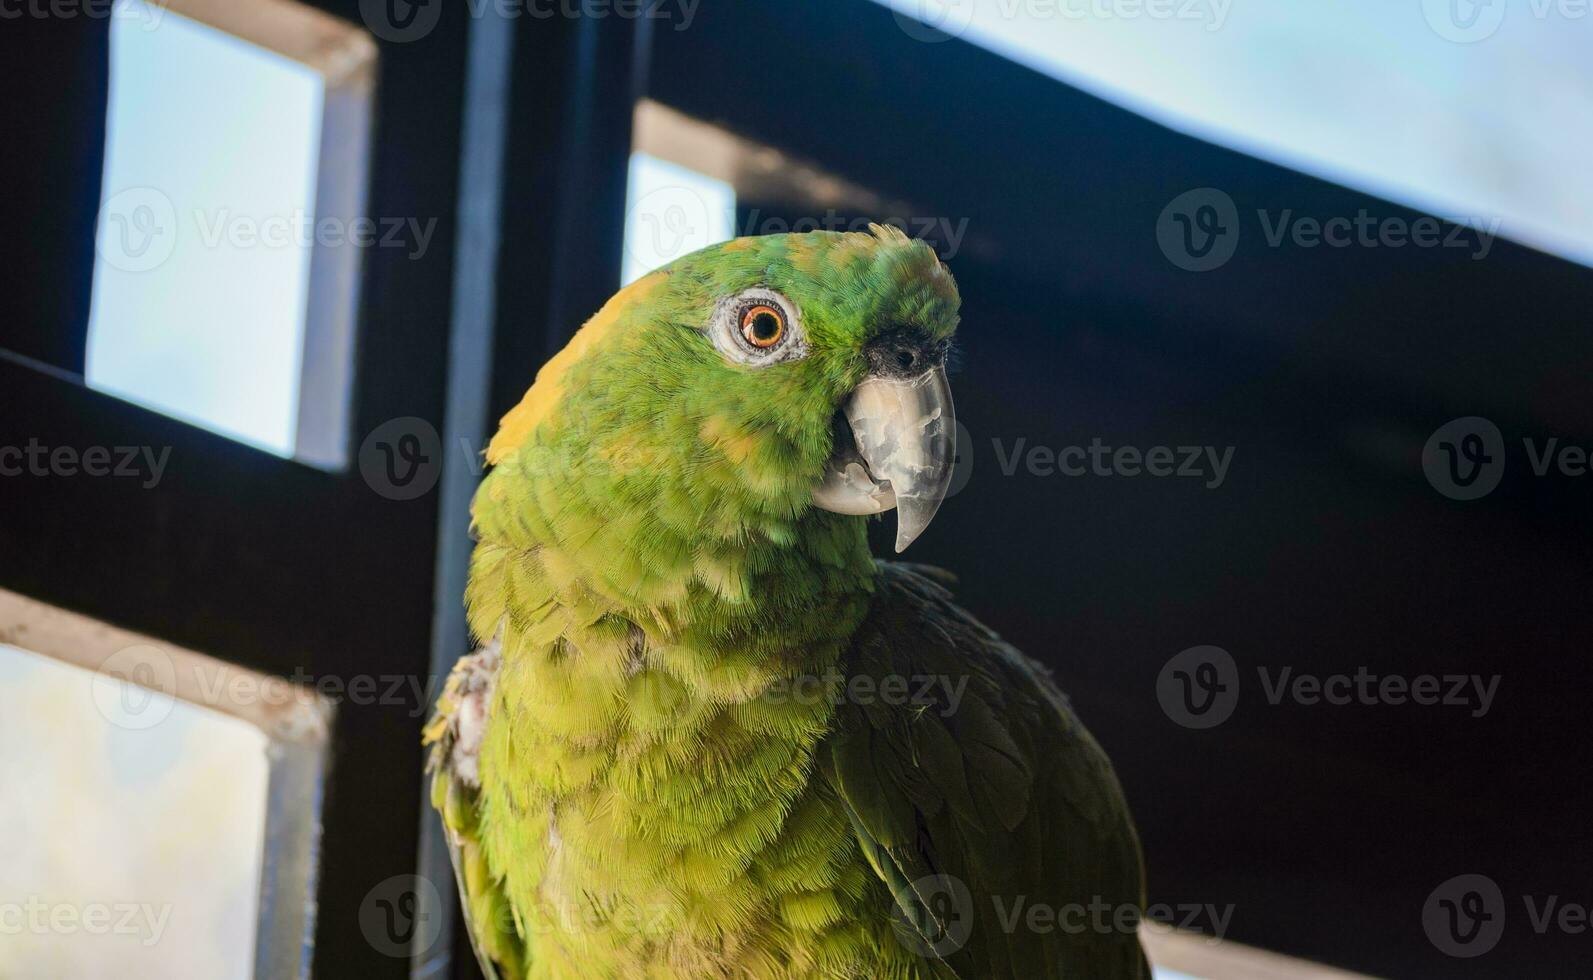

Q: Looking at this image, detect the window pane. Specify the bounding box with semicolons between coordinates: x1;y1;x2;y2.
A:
88;0;375;466
628;100;966;264
875;0;1593;267
0;643;267;979
1142;923;1373;978
0;588;329;980
622;151;737;285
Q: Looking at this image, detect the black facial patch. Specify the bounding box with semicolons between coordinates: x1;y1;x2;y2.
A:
863;327;950;379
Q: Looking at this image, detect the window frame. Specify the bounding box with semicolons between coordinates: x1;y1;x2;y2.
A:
0;1;483;975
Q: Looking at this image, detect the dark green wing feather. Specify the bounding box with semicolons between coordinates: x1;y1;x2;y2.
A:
826;562;1147;979
424;646;527;980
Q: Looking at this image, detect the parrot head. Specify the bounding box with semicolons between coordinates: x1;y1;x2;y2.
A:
484;225;959;555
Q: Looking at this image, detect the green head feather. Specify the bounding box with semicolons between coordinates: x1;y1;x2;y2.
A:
470;226;959;632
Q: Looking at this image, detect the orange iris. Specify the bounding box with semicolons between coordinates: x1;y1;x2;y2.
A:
740;304;785;348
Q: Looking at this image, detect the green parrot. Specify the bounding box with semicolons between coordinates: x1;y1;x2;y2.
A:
425;226;1146;979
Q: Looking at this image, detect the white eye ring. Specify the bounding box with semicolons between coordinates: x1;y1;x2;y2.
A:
708;288;807;366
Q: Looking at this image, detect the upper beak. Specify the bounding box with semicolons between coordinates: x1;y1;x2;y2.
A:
812;343;955;553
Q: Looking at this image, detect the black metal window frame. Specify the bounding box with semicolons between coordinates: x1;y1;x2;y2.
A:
3;2;474;975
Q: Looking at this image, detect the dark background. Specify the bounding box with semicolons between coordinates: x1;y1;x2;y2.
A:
4;1;1591;977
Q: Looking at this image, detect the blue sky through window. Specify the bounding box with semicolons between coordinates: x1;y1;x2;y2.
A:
622;152;739;285
88;2;325;458
877;0;1593;267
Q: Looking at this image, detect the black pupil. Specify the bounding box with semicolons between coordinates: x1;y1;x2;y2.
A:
751;311;780;342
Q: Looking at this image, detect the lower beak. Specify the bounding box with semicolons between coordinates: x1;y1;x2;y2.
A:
811;364;956;553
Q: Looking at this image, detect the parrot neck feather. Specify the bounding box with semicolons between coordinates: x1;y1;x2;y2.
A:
466;475;882;974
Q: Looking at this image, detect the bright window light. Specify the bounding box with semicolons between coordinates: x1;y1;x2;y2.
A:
0;641;267;979
0;589;329;980
88;0;374;465
877;0;1593;267
622;151;738;285
1142;922;1374;978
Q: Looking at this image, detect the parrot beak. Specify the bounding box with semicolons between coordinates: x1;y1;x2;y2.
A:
812;336;956;553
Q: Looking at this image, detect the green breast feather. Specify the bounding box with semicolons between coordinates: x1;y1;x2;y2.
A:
425;228;1145;979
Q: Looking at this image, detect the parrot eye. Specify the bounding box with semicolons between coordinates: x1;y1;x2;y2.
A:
740;304;785;348
709;288;806;366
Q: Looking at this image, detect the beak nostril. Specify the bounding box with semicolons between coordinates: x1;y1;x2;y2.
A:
866;328;936;378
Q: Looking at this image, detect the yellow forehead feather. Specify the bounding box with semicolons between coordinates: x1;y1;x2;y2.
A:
485;270;667;464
